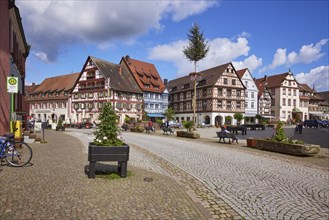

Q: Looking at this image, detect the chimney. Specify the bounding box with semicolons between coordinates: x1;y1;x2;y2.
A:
264;75;267;81
125;55;131;65
118;66;122;75
164;79;168;86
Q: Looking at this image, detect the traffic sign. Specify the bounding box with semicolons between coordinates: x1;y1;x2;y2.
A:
7;76;18;93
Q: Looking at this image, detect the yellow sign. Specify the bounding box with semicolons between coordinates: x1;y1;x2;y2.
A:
7;76;18;93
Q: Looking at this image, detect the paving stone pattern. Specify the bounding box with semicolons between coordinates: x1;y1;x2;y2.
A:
0;130;208;219
122;132;329;220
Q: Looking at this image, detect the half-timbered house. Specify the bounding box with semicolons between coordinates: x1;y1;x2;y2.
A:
71;56;143;124
166;63;246;126
120;55;168;121
255;78;273;119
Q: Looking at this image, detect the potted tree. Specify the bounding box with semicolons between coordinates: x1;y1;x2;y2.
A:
55;117;65;131
176;120;200;139
88;102;129;178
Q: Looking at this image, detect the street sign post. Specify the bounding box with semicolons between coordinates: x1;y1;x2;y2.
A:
7;76;18;132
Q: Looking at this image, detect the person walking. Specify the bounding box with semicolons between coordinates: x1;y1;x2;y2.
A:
298;120;303;134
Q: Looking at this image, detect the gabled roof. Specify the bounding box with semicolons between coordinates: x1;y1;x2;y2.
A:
236;68;247;79
318;91;329;102
89;56;142;94
27;72;80;101
298;83;314;93
32;72;80;94
120;56;165;93
167;63;237;92
256;72;295;89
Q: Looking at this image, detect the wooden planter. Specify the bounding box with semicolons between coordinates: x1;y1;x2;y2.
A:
246;138;257;147
88;143;130;178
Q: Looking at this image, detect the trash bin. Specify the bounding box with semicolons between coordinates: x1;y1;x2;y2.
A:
14;120;22;139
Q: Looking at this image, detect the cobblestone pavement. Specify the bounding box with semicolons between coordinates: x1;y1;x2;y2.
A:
122;132;329;220
0;130;210;219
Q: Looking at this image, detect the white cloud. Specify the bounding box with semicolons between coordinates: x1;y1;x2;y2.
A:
295;66;329;92
168;1;218;21
149;36;261;77
232;55;262;72
33;52;50;63
260;39;328;73
16;0;217;62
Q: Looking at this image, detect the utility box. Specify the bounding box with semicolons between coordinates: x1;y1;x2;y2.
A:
14;120;22;139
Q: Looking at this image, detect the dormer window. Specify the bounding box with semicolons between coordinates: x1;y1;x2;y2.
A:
88;60;94;66
182;84;190;89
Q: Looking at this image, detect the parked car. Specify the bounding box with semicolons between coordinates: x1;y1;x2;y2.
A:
168;121;182;128
303;119;328;128
317;120;329;128
75;118;93;129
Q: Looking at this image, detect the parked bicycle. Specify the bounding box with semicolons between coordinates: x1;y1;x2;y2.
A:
0;133;33;167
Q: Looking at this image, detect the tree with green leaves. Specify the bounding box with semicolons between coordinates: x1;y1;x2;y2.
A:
163;107;175;122
93;102;124;146
225;116;232;125
182;120;194;132
183;23;210;73
57;117;63;127
234;113;244;125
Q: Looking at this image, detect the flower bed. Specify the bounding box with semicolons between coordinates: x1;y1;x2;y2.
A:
176;131;200;139
255;139;320;156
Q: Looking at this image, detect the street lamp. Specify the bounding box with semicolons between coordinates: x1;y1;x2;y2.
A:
189;72;201;127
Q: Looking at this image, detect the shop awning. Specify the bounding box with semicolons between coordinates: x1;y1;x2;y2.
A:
261;115;276;119
125;113;138;118
244;113;256;117
147;113;164;117
309;112;325;117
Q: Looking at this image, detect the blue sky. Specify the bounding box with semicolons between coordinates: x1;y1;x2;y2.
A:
17;0;329;91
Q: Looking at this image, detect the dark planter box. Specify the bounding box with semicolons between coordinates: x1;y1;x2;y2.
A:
56;126;65;131
88;143;129;178
255;139;320;156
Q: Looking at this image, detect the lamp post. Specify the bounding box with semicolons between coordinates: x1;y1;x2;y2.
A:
190;72;201;127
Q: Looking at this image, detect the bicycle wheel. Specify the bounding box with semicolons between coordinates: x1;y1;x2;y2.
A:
5;142;33;167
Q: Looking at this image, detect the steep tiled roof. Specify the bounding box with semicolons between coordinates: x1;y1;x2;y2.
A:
236;68;247;79
90;56;142;94
298;83;313;93
255;78;266;97
166;63;231;92
32;73;79;94
120;56;165;93
27;73;80;101
318;91;329;103
256;72;292;89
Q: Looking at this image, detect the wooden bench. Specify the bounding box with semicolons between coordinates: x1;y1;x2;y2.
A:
162;127;174;135
216;132;238;144
144;126;155;133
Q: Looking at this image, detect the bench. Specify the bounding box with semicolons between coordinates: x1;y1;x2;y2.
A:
144;126;155;133
227;126;247;135
216;132;238;144
162;127;174;135
241;124;265;130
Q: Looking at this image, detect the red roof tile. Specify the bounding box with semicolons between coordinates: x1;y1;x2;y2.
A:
120;56;165;93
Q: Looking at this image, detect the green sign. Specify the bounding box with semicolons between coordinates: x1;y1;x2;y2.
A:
7;76;18;93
